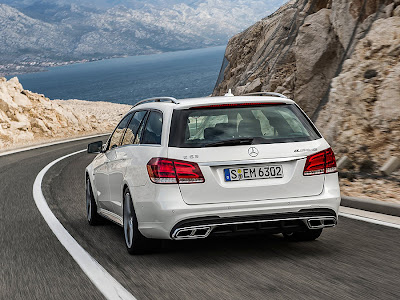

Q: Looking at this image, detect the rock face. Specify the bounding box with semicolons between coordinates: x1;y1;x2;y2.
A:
316;16;400;167
294;8;344;114
214;0;400;172
0;77;130;150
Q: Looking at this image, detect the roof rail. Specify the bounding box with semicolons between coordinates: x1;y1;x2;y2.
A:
242;92;288;99
131;97;179;109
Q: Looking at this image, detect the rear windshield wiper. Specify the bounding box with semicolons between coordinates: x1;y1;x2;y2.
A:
204;138;254;147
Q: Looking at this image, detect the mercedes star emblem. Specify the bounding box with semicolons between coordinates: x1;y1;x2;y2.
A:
248;147;259;157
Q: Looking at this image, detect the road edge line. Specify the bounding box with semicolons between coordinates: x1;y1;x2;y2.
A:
0;133;110;157
32;149;137;300
339;212;400;229
341;196;400;217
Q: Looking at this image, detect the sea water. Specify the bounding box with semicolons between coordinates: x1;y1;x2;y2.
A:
12;46;226;105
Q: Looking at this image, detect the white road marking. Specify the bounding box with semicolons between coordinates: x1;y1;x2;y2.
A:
0;133;110;157
339;206;400;229
33;149;137;300
29;145;399;299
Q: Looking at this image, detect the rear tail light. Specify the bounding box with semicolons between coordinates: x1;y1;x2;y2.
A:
147;158;205;184
325;148;337;173
303;148;337;176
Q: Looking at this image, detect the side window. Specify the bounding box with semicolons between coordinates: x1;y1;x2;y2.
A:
108;113;132;150
141;111;163;145
121;111;147;146
133;113;149;145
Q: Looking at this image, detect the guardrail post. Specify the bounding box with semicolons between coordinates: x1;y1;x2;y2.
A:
337;155;351;170
380;156;400;176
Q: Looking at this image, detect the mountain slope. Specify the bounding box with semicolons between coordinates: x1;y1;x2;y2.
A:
0;0;287;75
0;4;73;61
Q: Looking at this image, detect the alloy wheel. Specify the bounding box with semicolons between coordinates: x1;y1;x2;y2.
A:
124;192;134;248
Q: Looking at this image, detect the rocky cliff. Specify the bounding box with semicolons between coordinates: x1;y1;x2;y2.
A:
0;77;130;150
213;0;400;173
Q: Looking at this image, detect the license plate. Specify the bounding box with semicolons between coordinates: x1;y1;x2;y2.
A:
224;165;283;181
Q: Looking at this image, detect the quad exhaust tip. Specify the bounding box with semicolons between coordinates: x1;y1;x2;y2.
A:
173;227;213;240
306;217;337;229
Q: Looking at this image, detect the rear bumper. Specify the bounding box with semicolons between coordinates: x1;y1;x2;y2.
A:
136;173;340;239
171;209;337;240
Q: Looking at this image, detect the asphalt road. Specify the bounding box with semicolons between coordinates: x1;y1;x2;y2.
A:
1;137;400;299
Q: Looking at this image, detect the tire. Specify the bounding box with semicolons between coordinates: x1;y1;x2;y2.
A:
283;228;323;241
86;177;102;225
123;188;160;254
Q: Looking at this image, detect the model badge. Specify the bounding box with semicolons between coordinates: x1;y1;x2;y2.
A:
294;148;317;153
248;147;259;157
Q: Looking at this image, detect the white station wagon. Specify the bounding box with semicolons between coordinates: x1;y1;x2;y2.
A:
86;92;340;254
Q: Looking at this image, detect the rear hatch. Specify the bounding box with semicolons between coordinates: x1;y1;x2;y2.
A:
168;101;328;205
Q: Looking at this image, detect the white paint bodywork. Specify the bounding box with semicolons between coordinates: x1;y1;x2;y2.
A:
86;96;341;239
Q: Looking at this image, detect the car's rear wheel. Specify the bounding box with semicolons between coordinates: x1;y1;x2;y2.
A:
86;177;101;225
283;228;323;241
123;188;159;254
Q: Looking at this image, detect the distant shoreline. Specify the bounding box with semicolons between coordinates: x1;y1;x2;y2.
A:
1;45;226;78
1;55;137;77
0;57;106;77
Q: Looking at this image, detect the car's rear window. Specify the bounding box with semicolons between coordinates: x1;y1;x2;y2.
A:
169;104;321;148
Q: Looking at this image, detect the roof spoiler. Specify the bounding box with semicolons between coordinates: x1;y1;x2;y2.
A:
242;92;288;99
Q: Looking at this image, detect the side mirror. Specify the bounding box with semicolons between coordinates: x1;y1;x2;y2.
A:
87;141;104;154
